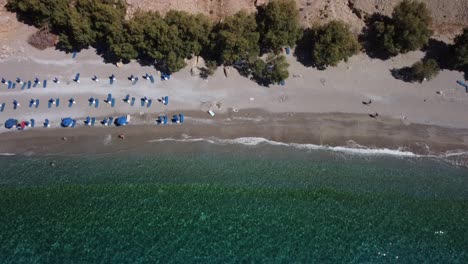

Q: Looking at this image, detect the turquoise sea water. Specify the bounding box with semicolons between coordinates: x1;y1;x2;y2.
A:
0;141;467;263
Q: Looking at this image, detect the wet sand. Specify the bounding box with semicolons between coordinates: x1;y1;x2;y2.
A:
1;110;467;162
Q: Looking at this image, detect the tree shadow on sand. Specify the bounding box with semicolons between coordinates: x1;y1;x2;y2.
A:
293;28;314;68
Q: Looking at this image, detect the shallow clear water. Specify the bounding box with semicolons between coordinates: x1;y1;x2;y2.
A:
0;141;467;262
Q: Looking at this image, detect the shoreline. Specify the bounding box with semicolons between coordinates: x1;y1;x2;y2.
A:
1;110;468;165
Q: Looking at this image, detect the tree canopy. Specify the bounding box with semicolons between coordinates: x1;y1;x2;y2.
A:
366;0;432;57
213;11;260;65
257;0;302;52
250;54;289;86
452;28;468;70
408;59;440;82
309;21;360;68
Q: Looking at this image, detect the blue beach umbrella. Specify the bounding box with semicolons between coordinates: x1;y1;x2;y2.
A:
114;116;128;126
61;117;73;127
5;118;18;129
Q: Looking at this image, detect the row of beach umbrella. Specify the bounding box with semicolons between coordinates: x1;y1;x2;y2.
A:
1;72;171;90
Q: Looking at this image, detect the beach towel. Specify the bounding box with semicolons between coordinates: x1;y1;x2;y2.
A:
56;98;60;107
147;99;152;108
35;99;39;108
30;119;35;128
111;98;116;108
0;103;5;112
7;81;12;89
91;117;96;126
131;97;135;106
43;80;47;88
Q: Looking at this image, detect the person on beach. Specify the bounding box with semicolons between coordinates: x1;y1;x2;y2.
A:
362;99;372;105
369;113;379;118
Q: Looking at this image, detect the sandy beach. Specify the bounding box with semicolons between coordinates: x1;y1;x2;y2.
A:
1;21;468;161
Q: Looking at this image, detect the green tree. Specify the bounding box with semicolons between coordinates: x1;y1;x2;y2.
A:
409;59;439;82
251;54;289;86
257;0;302;52
214;11;260;65
165;11;212;58
6;0;70;29
452;28;468;70
366;0;432;57
310;21;360;68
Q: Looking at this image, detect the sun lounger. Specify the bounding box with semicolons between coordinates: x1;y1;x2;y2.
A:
71;119;77;128
111;98;116;108
85;116;90;125
35;99;39;108
208;110;215;116
21;82;27;90
101;118;108;126
13;100;19;110
106;93;112;103
124;94;130;103
44;119;50;128
109;74;115;85
7;81;12;89
91;117;96;126
108;117;114;125
163;115;168;125
16;77;22;84
95;99;99;108
147;99;152;108
72;51;78;59
179;113;184;123
131;97;135;106
27;80;32;89
33;82;38;88
172;115;179;123
74;73;80;83
149;75;155;84
29;99;35;108
56;98;60;107
68;98;75;107
1;78;5;84
12;83;16;89
143;73;149;79
457;80;468;89
48;98;54;108
43;80;47;88
164;96;169;105
280;80;285;86
285;46;291;55
132;77;139;85
0;103;5;112
30;119;35;128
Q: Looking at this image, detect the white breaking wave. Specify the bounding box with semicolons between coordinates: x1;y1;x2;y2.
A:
148;136;420;157
0;153;15;156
